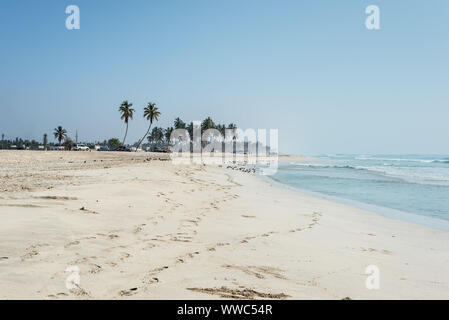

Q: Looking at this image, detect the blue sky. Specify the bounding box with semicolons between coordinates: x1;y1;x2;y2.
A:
0;0;448;154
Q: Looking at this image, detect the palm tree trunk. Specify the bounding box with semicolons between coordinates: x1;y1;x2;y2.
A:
122;122;129;145
136;123;152;152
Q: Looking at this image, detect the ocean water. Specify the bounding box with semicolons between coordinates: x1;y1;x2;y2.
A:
271;154;449;231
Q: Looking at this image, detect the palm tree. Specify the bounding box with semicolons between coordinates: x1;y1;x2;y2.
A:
148;127;164;146
136;102;161;151
118;101;135;145
164;127;174;145
216;124;226;138
201;117;215;132
155;127;164;145
147;131;154;144
174;117;186;129
53;126;67;146
173;118;187;144
187;122;194;142
201;117;218;149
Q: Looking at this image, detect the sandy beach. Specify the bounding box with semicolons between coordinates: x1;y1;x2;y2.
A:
0;150;448;300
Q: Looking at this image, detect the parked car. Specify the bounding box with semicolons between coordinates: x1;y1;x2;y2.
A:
74;143;90;151
98;146;109;151
153;146;171;153
113;146;131;152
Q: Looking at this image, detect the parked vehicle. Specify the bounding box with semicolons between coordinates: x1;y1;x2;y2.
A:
74;144;90;151
153;146;171;153
113;146;131;152
98;146;110;151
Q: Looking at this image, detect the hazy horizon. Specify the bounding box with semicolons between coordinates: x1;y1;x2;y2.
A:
1;0;448;155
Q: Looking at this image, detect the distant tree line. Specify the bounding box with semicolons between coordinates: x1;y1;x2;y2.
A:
1;100;242;152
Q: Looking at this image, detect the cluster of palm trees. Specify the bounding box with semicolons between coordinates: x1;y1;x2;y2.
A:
50;100;237;152
147;127;166;146
118;101;237;151
168;117;238;152
172;117;237;142
141;120;237;150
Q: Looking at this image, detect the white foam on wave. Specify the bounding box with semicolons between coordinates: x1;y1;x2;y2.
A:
353;165;449;185
355;156;437;163
284;160;449;186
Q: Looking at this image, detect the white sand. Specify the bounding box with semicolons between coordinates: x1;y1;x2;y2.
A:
0;150;448;299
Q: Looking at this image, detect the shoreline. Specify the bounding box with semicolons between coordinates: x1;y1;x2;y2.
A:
262;174;449;233
0;151;448;299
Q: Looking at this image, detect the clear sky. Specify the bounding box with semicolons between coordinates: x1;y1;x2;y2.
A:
0;0;448;155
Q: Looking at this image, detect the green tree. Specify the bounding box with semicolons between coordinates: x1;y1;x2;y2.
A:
174;117;186;129
136;102;161;151
215;124;226;138
118;101;135;145
187;122;194;142
148;127;164;146
53;126;67;146
201;117;215;131
164;127;174;145
107;138;122;150
63;138;74;151
201;117;219;149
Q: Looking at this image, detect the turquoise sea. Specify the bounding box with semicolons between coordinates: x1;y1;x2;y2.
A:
270;155;449;232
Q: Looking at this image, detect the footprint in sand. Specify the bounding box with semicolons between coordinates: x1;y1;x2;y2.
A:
187;286;289;299
79;207;99;214
45;293;69;300
360;247;393;255
21;243;49;261
88;264;102;274
223;265;287;280
133;224;146;233
64;240;80;248
119;287;138;296
119;252;131;261
97;233;119;239
37;196;78;201
69;287;90;297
